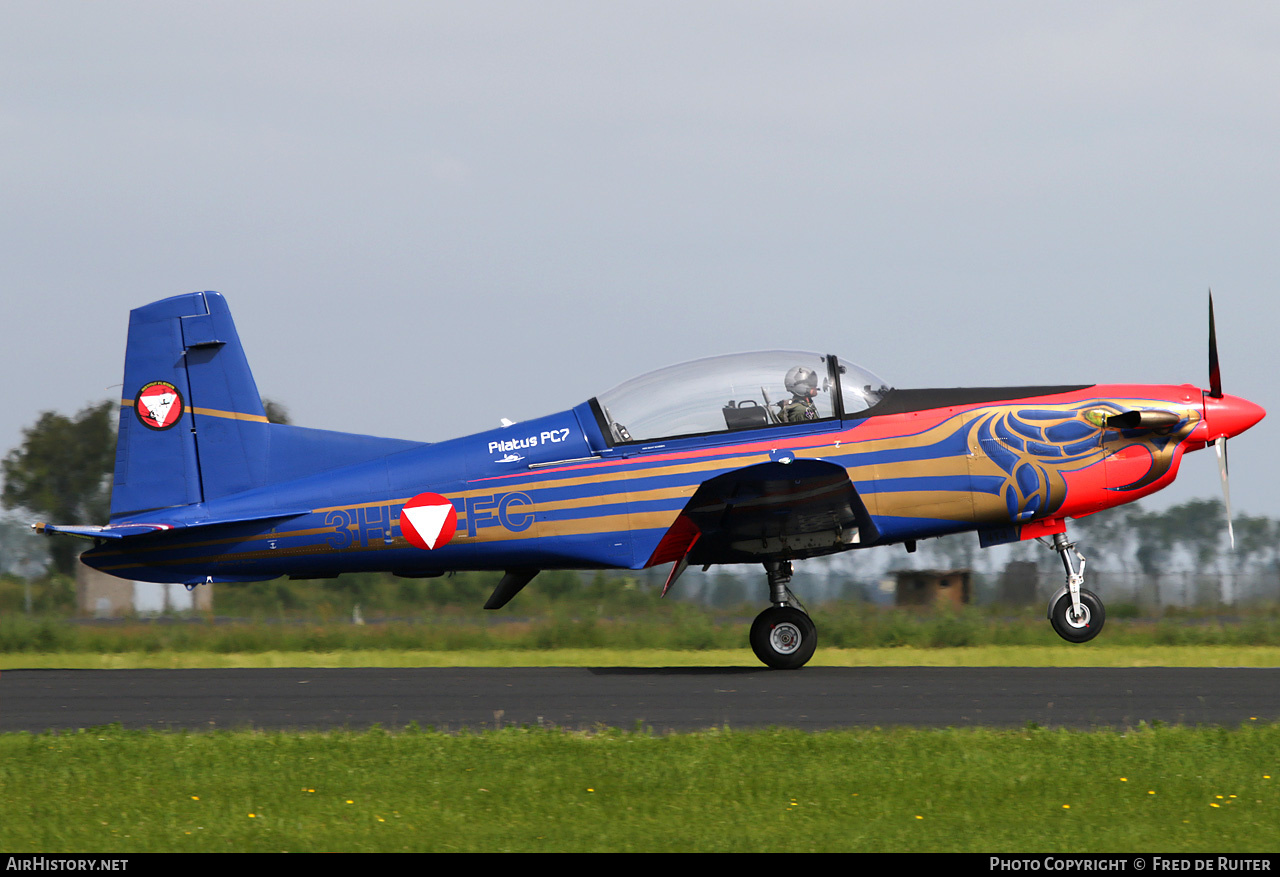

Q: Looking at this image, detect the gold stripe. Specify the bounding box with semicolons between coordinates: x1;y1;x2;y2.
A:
870;490;976;521
845;457;972;483
96;508;683;571
459;509;678;543
465;451;774;497
308;453;767;515
191;406;270;423
121;399;270;424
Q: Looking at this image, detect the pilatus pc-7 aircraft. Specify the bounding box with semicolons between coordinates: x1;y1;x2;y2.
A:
37;293;1264;668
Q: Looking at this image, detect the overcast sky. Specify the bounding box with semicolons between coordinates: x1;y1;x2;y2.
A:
3;2;1277;524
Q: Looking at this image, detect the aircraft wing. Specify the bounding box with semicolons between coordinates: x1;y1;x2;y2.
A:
648;459;875;586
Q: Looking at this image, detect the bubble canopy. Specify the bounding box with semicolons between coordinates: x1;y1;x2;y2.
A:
592;350;892;444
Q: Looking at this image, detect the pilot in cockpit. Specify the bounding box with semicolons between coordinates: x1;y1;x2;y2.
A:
779;365;821;422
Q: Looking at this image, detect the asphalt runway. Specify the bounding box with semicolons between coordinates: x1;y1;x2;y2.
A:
3;667;1278;733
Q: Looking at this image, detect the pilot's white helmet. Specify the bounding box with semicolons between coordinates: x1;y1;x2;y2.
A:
785;366;819;397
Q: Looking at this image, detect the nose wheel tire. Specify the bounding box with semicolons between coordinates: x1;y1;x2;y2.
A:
1049;588;1105;644
750;606;817;669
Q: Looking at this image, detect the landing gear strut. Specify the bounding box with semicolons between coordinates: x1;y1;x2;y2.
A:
750;561;817;669
1045;532;1105;643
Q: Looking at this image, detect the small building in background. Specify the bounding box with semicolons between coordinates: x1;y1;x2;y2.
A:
997;559;1041;605
77;562;212;617
894;569;971;608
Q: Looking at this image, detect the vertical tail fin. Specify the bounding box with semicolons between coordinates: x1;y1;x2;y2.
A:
111;292;270;519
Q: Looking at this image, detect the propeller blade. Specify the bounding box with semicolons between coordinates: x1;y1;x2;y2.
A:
1215;436;1234;549
1208;290;1223;399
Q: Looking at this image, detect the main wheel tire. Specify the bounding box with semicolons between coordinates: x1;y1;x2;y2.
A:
1049;588;1106;644
750;606;817;669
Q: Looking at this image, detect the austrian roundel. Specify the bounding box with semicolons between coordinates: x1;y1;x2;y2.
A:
400;492;458;551
135;381;184;431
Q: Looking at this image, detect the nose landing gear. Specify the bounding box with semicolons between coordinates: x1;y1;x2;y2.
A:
750;561;817;669
1045;531;1105;643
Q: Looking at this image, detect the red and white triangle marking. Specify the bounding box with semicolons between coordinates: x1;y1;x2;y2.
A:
136;381;184;430
400;492;458;550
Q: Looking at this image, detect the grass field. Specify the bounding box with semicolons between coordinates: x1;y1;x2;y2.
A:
6;644;1280;669
4;607;1277;852
2;723;1277;852
4;603;1280;669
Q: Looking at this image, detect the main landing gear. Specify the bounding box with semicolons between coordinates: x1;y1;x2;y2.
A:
1045;531;1105;644
747;530;1107;666
750;560;817;669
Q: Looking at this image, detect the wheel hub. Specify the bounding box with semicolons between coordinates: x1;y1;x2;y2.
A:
1065;603;1091;629
770;622;802;655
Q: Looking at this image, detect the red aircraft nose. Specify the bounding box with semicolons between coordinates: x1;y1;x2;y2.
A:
1203;393;1266;442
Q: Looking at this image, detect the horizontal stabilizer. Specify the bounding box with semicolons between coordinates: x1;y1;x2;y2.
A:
34;522;175;541
36;508;310;541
